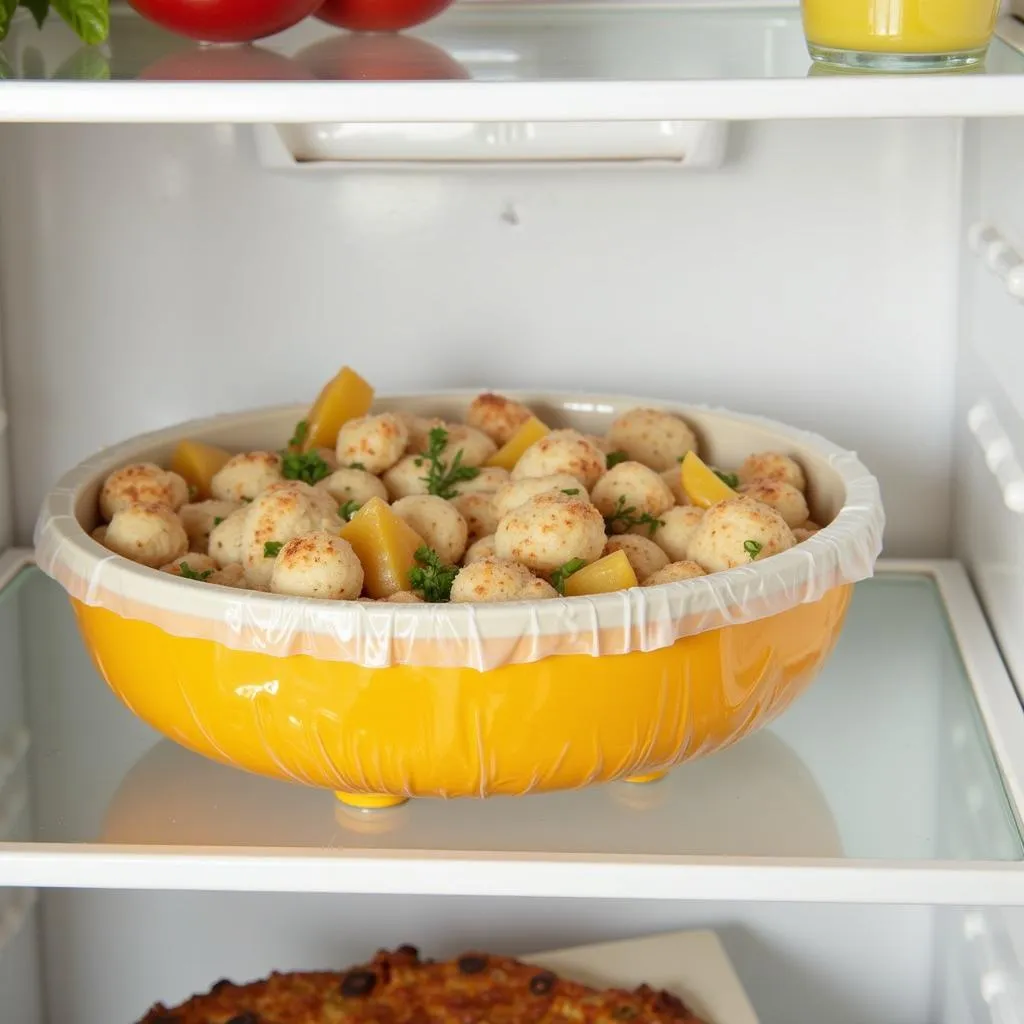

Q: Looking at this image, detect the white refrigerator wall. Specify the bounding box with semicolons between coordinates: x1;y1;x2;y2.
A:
0;117;963;555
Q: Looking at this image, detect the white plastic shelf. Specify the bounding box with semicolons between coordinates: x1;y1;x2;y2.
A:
4;4;1024;122
0;556;1023;903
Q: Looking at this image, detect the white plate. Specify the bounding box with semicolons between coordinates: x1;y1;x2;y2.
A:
525;931;759;1024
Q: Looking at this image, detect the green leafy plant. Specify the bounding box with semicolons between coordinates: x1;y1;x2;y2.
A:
744;539;763;560
561;488;580;496
606;450;629;469
603;495;664;537
415;427;479;500
178;561;213;581
550;558;586;595
408;545;458;602
280;448;331;486
0;0;109;45
288;420;309;450
338;500;361;522
714;469;740;489
264;540;284;558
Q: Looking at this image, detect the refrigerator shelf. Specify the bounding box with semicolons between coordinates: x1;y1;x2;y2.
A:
4;5;1024;124
0;554;1023;903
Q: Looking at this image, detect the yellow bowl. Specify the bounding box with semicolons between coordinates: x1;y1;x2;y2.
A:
36;392;883;805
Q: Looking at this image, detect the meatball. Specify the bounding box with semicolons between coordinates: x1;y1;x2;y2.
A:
269;532;364;600
435;425;498;469
159;553;218;578
105;502;189;569
208;563;248;589
793;521;822;544
584;433;615;455
604;535;669;583
396;413;446;454
642;561;708;586
606;408;698;472
91;525;108;546
385;591;424;604
511;430;606;491
450;557;556;603
264;480;342;526
493;474;590;520
99;463;189;521
466;392;533;446
738;452;807;492
382;455;430;501
210;451;283;503
739;480;809;529
208;506;249;568
391;495;468;565
642;505;705;562
686;496;795;573
660;466;688;506
453;466;510;495
463;535;497;564
241;486;338;586
336;413;408;474
314;447;339;471
178;499;242;554
451;492;499;543
316;467;388;509
590;461;674;533
494;492;606;575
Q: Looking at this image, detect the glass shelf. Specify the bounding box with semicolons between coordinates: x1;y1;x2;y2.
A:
1;559;1023;901
3;5;1024;122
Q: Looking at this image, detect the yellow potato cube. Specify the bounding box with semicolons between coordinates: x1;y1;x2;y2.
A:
485;416;549;471
680;450;737;509
301;366;375;452
339;496;424;599
564;549;638;597
169;440;233;500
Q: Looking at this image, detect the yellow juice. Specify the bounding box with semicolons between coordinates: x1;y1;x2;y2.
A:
802;0;998;56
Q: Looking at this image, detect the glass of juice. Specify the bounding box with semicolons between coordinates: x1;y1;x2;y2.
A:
801;0;1000;71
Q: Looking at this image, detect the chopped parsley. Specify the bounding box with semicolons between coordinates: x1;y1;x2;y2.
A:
288;419;309;450
264;541;284;558
606;450;629;469
348;462;366;471
714;469;740;489
561;488;580;496
744;539;763;560
187;483;199;501
415;427;480;500
338;500;361;521
213;516;224;527
408;545;458;602
550;558;587;595
178;561;213;581
280;448;332;486
604;495;664;537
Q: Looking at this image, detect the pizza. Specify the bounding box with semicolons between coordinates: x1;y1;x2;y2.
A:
137;944;707;1024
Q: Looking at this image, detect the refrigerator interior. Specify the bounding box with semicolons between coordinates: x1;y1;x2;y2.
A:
5;6;1024;1020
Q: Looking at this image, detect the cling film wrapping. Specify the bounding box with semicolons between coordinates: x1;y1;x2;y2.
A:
34;393;884;798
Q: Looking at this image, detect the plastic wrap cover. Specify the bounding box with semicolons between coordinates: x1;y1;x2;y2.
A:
35;396;884;672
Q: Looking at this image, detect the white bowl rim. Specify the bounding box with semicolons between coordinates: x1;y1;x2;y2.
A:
35;390;885;670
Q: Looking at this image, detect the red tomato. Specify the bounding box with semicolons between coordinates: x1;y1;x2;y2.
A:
298;32;468;80
139;46;315;79
315;0;453;32
130;0;323;43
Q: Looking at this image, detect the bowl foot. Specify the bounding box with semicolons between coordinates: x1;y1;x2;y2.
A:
624;770;668;785
334;791;409;809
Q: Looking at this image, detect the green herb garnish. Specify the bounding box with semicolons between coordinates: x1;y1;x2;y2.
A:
604;495;664;537
264;541;284;558
561;488;580;496
715;470;740;489
213;516;224;527
288;419;309;450
178;561;213;581
606;450;629;469
408;545;459;602
2;0;110;46
744;539;763;560
550;558;587;595
338;500;361;521
414;427;480;500
348;462;366;471
280;448;331;486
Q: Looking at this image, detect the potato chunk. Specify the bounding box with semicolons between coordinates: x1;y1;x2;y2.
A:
169;440;233;501
300;366;375;452
485;416;549;471
339;496;424;599
563;549;638;597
